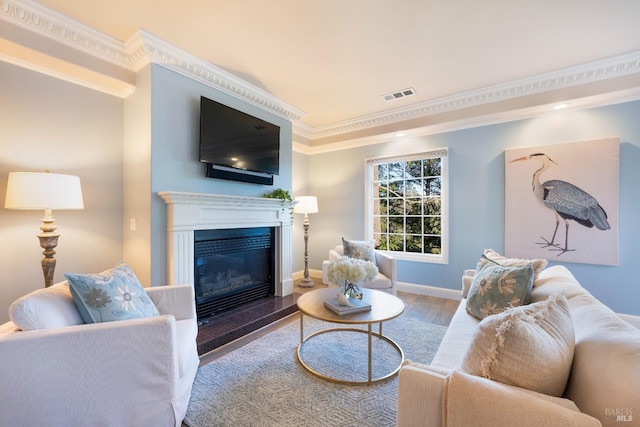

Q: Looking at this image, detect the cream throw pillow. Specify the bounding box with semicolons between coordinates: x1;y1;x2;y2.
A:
461;293;574;397
9;283;84;330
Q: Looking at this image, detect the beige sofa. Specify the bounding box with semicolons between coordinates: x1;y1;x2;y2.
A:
0;282;199;427
397;265;640;427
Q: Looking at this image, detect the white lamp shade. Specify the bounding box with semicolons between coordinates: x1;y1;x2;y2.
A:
5;172;84;210
293;196;318;214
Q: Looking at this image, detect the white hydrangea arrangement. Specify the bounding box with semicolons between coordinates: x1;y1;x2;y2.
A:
327;256;378;288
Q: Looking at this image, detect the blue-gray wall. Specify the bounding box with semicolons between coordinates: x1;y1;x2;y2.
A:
1;62;124;323
305;100;640;316
124;64;293;285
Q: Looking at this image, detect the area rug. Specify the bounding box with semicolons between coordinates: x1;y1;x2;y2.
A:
184;315;447;427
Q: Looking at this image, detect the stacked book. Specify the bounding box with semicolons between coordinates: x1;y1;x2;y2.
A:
324;297;371;315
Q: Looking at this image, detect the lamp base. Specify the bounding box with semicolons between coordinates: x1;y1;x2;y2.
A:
38;232;59;288
298;277;315;288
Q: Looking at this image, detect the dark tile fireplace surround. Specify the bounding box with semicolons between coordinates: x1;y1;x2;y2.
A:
196;291;300;355
193;226;299;355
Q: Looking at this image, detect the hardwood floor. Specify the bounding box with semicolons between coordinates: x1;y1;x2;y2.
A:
199;285;459;366
398;292;460;326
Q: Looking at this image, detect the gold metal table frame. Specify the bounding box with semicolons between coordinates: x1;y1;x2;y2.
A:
295;287;405;385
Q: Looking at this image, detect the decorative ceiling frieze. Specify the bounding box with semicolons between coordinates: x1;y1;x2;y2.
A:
2;0;640;144
303;51;640;141
0;0;305;122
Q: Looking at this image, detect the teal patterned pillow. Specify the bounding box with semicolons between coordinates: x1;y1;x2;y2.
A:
342;238;377;265
65;262;159;324
466;258;534;320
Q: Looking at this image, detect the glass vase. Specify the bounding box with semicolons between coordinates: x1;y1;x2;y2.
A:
342;281;363;299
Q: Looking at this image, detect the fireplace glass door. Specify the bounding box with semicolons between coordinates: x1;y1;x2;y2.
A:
194;227;275;320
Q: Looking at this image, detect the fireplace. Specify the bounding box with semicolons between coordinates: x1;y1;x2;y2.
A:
158;191;295;307
194;227;275;320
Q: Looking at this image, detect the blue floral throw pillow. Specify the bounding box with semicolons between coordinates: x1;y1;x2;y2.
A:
466;257;534;320
65;262;159;324
342;238;377;265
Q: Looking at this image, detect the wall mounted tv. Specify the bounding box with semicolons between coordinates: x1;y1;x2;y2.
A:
199;96;280;185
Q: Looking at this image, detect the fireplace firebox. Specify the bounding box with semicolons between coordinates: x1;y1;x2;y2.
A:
194;227;275;321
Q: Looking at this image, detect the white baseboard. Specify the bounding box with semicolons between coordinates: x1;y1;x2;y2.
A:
292;269;322;280
396;282;462;301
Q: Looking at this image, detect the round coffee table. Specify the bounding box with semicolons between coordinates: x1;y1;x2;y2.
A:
295;287;405;385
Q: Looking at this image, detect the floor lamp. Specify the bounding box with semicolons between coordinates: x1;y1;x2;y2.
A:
4;171;84;287
294;196;318;288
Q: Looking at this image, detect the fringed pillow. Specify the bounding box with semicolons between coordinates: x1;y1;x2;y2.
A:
461;293;574;397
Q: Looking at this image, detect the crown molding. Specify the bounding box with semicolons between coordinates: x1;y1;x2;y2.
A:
3;0;639;140
0;0;132;68
296;87;640;155
0;0;305;121
292;121;314;140
306;50;640;140
125;30;305;122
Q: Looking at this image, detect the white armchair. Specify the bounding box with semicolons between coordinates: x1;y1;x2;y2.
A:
322;245;397;295
0;282;199;427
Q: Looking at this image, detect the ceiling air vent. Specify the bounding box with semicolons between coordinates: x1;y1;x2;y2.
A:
382;87;416;102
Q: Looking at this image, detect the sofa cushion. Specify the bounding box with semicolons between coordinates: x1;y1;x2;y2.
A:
8;283;84;331
342;238;377;265
564;293;640;427
477;249;548;280
363;272;392;290
466;260;534;320
431;300;480;370
530;265;590;302
65;262;159;324
461;293;574;397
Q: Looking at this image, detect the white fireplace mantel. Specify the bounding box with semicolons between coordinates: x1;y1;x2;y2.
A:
158;191;294;297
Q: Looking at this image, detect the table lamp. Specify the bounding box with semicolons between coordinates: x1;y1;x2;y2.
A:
5;171;84;287
294;196;318;288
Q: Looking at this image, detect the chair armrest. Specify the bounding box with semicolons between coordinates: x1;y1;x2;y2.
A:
328;249;341;262
146;284;196;321
0;316;180;426
322;260;331;285
397;364;602;427
375;251;396;284
324;249;343;285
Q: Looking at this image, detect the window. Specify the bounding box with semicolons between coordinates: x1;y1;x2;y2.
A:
365;149;448;263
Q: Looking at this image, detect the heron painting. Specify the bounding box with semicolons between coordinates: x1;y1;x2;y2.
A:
505;138;619;266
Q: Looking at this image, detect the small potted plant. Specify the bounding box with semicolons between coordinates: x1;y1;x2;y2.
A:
262;188;293;218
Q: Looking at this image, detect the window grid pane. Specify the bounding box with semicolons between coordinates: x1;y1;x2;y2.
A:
370;156;444;257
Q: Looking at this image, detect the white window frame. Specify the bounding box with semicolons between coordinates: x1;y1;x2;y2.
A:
364;148;449;264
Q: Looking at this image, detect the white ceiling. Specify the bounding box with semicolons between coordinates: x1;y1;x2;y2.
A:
6;0;640;147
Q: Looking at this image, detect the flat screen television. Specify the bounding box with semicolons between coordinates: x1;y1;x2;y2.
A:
199;96;280;184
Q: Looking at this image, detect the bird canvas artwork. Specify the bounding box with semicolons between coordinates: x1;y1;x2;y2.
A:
505;138;619;266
